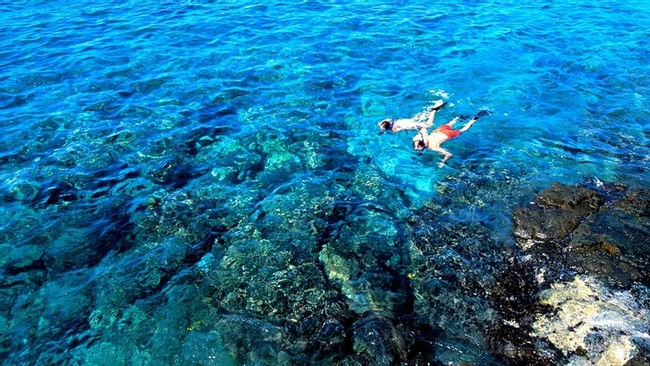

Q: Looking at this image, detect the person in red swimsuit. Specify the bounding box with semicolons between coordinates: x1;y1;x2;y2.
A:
413;110;491;167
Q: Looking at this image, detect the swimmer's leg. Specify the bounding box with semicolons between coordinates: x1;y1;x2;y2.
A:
459;118;477;132
444;116;461;127
458;110;490;132
424;107;439;127
424;101;448;127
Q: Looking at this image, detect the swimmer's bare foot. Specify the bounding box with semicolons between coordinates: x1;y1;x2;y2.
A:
438;162;446;168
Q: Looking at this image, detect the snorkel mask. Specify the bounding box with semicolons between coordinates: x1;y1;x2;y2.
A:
413;132;426;154
378;119;395;135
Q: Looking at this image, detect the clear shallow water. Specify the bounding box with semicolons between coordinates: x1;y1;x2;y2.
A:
1;1;649;364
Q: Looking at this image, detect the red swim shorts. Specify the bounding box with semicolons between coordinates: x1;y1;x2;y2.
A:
435;124;461;139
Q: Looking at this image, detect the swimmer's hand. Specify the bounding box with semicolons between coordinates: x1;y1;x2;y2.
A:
439;152;452;167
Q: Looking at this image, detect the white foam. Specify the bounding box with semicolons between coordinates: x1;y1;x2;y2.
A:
427;89;450;100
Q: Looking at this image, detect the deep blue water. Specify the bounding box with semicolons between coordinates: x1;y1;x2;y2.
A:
1;1;649;364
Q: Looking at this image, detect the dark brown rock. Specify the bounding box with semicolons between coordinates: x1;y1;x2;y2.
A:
512;183;604;244
513;182;649;288
566;244;643;288
533;182;604;211
567;188;650;287
513;205;583;242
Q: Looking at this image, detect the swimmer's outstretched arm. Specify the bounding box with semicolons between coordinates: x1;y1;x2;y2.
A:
426;144;452;167
439;150;453;166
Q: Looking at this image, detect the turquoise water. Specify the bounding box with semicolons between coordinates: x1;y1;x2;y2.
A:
1;1;649;364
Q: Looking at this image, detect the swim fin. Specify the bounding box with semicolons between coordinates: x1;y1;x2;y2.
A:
474;110;492;119
429;101;448;112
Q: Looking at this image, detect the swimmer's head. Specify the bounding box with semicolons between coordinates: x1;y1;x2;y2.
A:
413;140;426;150
378;119;393;132
413;136;426;151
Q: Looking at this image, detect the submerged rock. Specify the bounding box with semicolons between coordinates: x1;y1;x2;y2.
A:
0;244;44;273
352;314;405;365
486;257;562;366
567;188;650;288
406;197;511;364
512;182;650;289
512;183;604;245
317;206;408;315
531;276;648;366
491;181;650;365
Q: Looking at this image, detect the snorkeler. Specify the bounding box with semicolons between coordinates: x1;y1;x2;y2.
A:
378;100;448;133
413;110;491;167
